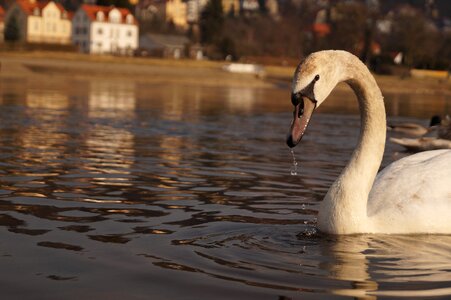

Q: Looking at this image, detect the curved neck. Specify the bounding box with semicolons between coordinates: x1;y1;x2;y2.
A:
318;56;386;234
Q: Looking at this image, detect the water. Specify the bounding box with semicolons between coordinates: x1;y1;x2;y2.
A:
0;77;450;299
290;149;298;176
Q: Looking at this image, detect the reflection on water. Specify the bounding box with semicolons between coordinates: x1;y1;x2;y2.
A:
0;78;450;298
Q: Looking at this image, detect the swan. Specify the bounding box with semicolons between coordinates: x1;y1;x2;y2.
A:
389;115;451;151
438;115;451;140
388;115;441;136
286;50;451;234
389;137;451;152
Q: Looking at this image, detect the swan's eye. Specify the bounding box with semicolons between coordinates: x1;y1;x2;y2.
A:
314;74;320;81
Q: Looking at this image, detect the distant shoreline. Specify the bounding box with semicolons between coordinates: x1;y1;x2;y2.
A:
0;51;450;95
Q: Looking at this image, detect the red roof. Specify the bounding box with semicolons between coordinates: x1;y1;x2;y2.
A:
16;0;70;18
312;23;331;37
17;0;46;15
80;4;136;24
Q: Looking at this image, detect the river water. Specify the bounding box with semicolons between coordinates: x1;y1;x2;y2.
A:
0;78;450;299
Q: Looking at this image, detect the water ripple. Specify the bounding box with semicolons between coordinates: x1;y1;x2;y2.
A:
0;80;450;298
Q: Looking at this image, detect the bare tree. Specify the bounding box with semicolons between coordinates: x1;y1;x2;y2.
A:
389;13;441;69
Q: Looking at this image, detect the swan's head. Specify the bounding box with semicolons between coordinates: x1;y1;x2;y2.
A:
287;51;342;148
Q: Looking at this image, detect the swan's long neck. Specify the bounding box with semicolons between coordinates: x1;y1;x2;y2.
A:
318;56;386;234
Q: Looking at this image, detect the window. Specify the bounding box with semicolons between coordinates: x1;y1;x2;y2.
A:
127;30;132;37
126;15;133;24
97;28;103;35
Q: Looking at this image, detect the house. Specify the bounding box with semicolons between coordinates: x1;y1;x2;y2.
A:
136;0;187;29
186;0;238;23
164;0;188;28
72;4;138;55
139;33;189;58
221;0;239;16
186;0;207;23
4;0;71;44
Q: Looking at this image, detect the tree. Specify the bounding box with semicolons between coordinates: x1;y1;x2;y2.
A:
199;0;224;44
5;14;20;42
328;2;368;54
389;13;441;69
96;0;132;9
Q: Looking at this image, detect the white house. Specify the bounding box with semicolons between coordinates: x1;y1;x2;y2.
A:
4;0;71;44
72;4;138;55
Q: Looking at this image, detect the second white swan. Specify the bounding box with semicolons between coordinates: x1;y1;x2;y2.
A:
286;50;451;234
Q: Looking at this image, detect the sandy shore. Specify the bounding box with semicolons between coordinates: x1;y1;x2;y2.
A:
1;51;450;95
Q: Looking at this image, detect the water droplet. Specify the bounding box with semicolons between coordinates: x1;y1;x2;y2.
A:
290;149;299;176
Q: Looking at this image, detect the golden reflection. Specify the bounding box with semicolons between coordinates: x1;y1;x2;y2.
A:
385;93;450;118
106;209;132;213
158;135;184;167
26;90;69;109
14;89;70;167
150;229;171;234
82;81;137;184
15;192;47;198
82;128;135;186
88;81;136;118
319;88;450;119
225;87;256;113
160;86;202;121
327;235;451;299
82;198;123;204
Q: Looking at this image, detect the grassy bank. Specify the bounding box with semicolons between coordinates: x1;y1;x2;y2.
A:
0;51;450;95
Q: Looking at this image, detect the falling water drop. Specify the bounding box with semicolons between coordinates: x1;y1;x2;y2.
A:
290;149;298;176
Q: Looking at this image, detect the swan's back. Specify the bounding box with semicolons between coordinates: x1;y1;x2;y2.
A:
368;150;451;234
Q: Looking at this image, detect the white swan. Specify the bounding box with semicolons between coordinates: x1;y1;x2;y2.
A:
286;50;451;234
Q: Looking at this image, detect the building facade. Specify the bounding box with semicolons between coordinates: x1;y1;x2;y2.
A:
4;0;71;44
72;4;138;55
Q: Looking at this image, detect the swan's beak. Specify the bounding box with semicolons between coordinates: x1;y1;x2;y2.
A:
286;96;316;148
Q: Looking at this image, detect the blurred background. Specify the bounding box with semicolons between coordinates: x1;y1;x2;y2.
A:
0;0;450;74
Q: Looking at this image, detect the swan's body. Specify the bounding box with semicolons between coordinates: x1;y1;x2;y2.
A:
286;50;451;234
369;150;451;233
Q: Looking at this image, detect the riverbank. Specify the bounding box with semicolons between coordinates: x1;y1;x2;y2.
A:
0;51;450;95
